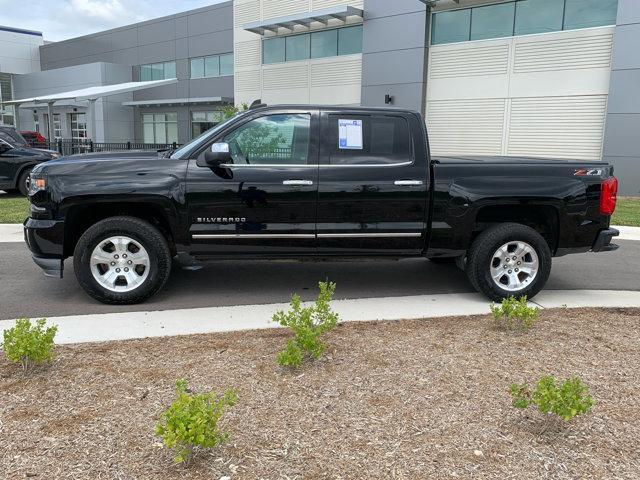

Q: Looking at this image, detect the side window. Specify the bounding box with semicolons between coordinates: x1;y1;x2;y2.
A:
328;114;413;166
222;114;311;165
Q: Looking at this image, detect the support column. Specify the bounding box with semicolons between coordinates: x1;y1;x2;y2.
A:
13;103;21;131
46;102;55;141
87;98;97;142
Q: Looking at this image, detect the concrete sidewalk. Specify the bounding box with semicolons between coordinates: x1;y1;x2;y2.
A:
1;223;640;243
1;289;639;345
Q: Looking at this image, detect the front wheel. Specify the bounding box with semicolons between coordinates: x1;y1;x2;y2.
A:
73;216;172;304
465;223;551;301
17;168;32;196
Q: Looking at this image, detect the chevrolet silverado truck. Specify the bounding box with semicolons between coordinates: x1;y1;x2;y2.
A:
24;104;620;305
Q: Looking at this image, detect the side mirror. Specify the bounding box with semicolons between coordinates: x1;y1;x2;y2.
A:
204;142;231;167
0;141;11;154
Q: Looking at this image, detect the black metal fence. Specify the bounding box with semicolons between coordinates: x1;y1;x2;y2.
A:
27;139;181;156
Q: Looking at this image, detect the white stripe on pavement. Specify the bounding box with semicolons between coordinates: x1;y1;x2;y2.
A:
1;224;639;243
0;289;638;345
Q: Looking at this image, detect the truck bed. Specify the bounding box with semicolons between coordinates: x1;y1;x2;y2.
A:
433;155;604;165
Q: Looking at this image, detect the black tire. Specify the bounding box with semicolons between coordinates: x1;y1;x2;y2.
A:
17;168;32;196
73;216;172;305
465;223;551;302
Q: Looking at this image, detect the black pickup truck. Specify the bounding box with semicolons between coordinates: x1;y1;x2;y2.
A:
24;104;620;305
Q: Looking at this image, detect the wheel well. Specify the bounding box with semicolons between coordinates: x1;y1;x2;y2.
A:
14;164;35;188
473;205;559;252
63;203;176;257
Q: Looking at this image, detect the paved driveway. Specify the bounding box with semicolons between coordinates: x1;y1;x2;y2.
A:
1;239;639;320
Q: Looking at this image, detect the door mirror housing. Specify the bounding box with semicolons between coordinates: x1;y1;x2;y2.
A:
204;142;231;167
0;140;12;154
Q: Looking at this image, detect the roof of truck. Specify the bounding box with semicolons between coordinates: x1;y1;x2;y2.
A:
249;104;422;116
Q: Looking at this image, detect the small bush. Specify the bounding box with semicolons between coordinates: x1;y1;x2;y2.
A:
273;281;339;368
510;375;595;422
155;379;237;466
490;296;539;331
1;318;57;373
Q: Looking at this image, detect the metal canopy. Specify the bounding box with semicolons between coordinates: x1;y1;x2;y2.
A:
122;96;232;107
3;78;178;105
243;5;363;35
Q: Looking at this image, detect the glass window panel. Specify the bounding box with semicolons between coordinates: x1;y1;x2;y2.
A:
140;64;153;81
515;0;564;36
431;9;471;44
143;123;155;143
564;0;618;30
220;53;234;75
263;37;285;64
151;63;164;80
191;58;205;78
338;25;363;55
192;112;206;121
470;2;515;41
222;114;310;165
164;61;176;79
142;114;154;123
167;123;178;143
205;55;220;77
285;34;310;61
167;112;177;122
311;29;338;58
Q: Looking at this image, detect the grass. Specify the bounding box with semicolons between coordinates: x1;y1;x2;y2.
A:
0;194;30;224
612;197;640;227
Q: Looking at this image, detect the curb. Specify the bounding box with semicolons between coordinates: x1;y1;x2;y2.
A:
1;289;639;345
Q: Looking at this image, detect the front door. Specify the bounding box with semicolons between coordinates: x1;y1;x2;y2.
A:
316;110;428;255
185;108;319;256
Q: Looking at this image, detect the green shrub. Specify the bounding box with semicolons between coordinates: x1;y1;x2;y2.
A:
273;281;339;368
490;296;539;331
155;379;237;466
510;375;595;422
1;318;57;372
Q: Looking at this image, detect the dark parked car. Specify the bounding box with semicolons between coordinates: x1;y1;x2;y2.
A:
24;104;619;305
0;126;60;195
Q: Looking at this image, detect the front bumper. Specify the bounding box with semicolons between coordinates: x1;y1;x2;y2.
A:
24;217;65;278
591;228;620;253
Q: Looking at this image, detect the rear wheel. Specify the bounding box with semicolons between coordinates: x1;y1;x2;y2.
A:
73;216;172;304
17;168;32;196
465;223;551;301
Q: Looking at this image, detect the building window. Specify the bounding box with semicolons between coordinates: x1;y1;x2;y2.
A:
190;53;234;79
191;111;224;138
222;114;311;165
43;113;61;139
263;25;363;65
142;113;178;144
431;0;619;45
139;61;177;81
33;112;40;133
70;113;87;140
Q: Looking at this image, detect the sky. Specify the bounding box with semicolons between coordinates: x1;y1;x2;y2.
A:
0;0;227;41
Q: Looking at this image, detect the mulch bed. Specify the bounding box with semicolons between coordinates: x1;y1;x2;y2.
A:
1;307;639;479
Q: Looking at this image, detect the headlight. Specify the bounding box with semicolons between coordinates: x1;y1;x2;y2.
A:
29;175;47;195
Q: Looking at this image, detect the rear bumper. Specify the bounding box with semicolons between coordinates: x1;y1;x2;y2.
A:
24;217;65;278
591;228;620;253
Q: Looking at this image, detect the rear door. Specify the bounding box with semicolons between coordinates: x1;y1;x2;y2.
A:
316;110;428;255
185;108;319;256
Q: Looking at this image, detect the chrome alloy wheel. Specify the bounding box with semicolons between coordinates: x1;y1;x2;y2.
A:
489;241;539;292
90;236;150;292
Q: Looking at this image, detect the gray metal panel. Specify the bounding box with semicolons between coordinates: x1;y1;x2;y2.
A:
189;76;234;98
137;41;177;64
617;0;640;26
138;20;177;46
362;49;426;85
110;28;138;50
361;83;425;111
188;31;234;58
364;0;426;20
187;6;233;37
603;0;640;195
363;12;427;53
611;23;640;70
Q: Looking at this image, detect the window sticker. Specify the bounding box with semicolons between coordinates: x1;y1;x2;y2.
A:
338;119;363;150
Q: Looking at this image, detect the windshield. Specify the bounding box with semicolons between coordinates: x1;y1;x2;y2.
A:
0;129;28;148
170;113;243;160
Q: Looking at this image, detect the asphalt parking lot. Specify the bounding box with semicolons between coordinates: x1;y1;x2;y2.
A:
1;238;639;320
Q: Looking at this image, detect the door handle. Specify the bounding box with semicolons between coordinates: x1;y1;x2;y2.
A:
394;180;423;186
283;180;314;186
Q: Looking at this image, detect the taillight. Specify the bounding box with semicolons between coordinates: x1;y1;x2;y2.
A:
600;176;618;216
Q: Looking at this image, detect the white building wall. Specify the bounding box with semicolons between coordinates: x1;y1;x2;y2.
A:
233;0;364;107
426;27;614;160
0;28;43;75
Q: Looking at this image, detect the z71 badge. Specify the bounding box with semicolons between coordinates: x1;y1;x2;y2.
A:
196;217;246;223
574;168;603;177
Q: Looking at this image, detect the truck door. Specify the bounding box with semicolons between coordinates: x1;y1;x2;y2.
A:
185;108;319;256
317;110;428;255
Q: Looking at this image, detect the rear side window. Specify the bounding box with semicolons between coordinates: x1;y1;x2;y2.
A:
327;114;413;166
